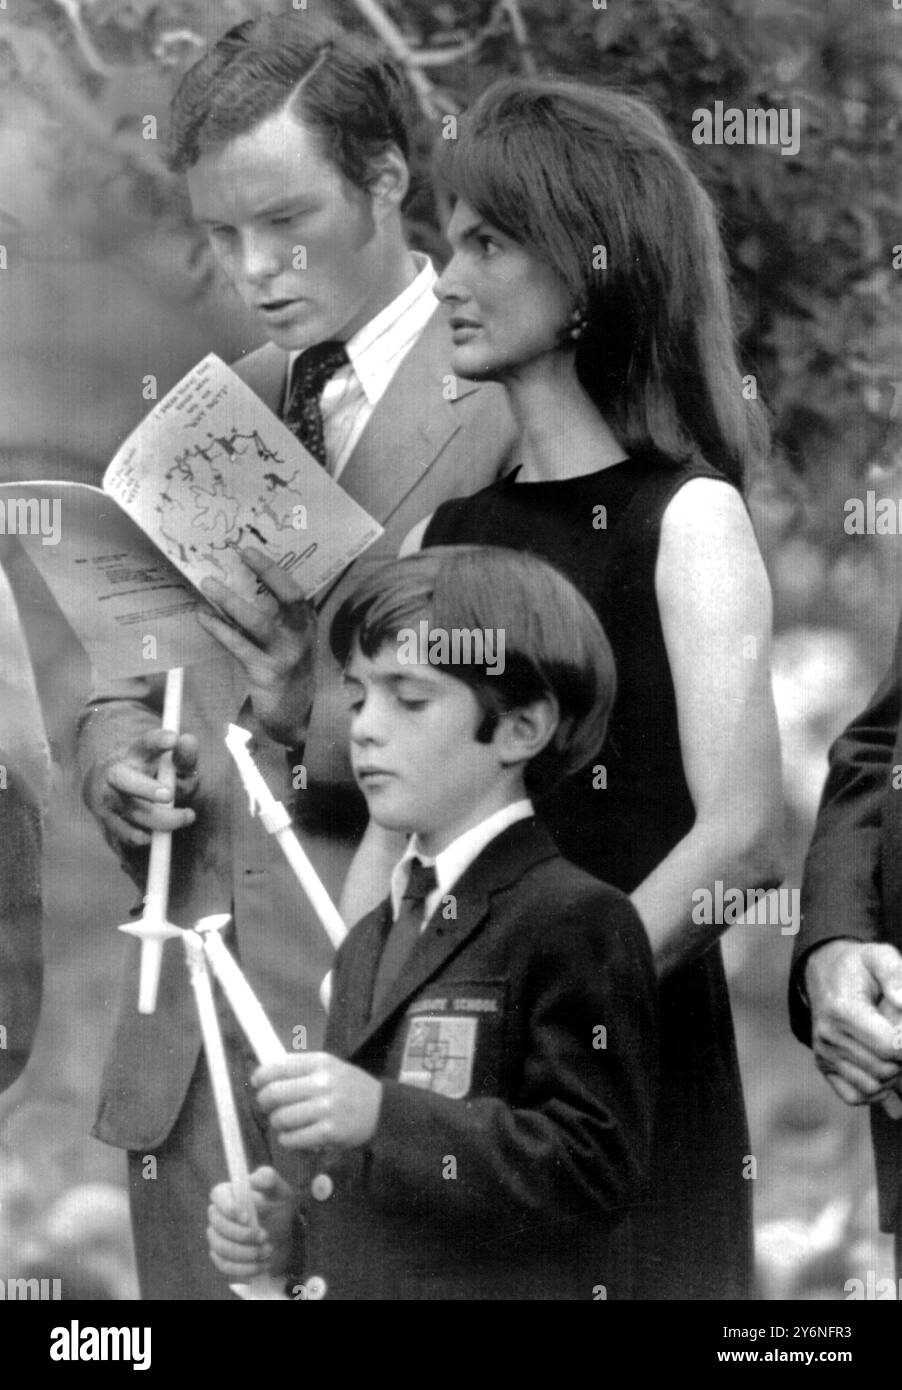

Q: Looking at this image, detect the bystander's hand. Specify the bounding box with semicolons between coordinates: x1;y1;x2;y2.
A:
805;939;902;1104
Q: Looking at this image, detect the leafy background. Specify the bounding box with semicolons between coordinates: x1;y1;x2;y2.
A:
1;0;901;1300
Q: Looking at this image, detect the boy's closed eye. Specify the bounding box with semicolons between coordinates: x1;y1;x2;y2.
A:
395;685;430;710
341;673;433;713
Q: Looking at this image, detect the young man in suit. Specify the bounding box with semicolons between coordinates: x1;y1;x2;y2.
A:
791;616;902;1270
207;547;658;1301
76;14;515;1299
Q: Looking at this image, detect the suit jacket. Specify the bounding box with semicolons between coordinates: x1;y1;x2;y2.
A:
291;818;659;1301
78;311;517;1150
0;754;42;1094
791;615;902;1232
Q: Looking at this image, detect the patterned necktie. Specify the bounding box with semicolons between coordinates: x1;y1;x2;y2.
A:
282;340;349;467
371;858;438;1017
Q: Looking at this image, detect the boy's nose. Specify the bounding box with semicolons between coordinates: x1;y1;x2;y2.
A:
350;704;384;745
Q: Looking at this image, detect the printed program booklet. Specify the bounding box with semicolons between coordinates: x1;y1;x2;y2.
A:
0;354;383;678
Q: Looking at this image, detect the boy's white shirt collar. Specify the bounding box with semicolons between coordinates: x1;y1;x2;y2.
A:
389;798;535;925
287;252;437;407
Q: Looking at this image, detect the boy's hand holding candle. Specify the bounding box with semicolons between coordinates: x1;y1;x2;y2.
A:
207;1166;296;1281
254;1054;383;1151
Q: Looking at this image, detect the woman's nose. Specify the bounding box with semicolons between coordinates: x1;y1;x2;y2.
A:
434;253;467;305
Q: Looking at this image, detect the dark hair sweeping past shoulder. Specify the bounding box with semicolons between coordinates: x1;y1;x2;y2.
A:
167;12;416;190
330;545;616;795
434;78;767;489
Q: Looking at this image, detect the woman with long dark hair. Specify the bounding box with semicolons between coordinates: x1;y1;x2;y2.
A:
342;77;783;1300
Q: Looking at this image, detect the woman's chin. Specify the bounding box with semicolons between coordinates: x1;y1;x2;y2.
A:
449;346;501;383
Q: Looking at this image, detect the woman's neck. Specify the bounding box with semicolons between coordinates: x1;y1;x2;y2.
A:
504;354;627;483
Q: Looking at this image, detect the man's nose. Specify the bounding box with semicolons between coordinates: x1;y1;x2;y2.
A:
237;230;283;286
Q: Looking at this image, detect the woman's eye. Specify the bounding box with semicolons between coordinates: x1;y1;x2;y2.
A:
347;698;364;714
398;697;428;710
478;235;500;256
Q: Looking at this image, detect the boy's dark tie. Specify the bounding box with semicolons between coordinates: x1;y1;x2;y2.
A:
371;858;438;1016
282;340;349;467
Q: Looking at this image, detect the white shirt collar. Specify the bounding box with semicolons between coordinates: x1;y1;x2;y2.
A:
389;799;535;923
288;252;437;406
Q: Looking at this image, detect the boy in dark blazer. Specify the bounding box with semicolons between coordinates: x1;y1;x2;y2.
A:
207;546;658;1300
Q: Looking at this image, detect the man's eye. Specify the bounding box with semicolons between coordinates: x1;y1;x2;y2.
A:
346;697;364;714
270;214;296;227
397;697;428;710
478;235;500;256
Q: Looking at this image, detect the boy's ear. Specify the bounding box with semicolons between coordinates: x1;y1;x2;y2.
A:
494;694;560;770
366;145;409;219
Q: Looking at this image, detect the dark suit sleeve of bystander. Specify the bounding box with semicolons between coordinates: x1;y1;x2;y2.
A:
792;642;902;1044
0;753;42;1092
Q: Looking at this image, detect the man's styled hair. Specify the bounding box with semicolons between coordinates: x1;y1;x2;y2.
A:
330;546;616;793
167;13;416;188
434;77;769;490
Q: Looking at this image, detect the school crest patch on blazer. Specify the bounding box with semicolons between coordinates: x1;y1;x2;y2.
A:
398;1013;478;1099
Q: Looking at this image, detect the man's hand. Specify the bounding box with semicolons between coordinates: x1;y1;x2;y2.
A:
805;939;902;1105
84;728;199;849
198;548;316;748
207;1166;295;1280
254;1053;383;1150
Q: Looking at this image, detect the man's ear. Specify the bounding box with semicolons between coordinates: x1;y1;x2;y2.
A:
494;694;560;771
366;145;410;219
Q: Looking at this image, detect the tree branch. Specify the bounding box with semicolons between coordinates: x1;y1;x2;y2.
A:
49;0;117;76
501;0;538;75
350;0;458;119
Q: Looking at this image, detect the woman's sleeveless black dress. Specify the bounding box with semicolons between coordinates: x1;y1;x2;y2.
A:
423;451;752;1300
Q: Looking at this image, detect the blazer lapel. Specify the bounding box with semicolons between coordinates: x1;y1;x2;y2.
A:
328;902;390;1054
346;818;559;1057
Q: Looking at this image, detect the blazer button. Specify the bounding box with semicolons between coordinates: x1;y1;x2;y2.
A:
304;1275;327;1300
311;1173;334;1202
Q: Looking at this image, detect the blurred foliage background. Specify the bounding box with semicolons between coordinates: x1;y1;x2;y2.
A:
1;0;901;1300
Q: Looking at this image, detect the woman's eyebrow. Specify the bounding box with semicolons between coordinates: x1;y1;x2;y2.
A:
448;216;486;247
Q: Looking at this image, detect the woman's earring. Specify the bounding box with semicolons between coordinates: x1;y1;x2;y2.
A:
568;306;588;342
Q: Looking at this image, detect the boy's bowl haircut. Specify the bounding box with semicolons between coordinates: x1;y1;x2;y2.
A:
330;545;616;793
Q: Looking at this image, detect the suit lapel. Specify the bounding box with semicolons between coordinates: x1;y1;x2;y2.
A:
233;341;288;415
334;310;481;527
233;311;483;519
346;818;559;1057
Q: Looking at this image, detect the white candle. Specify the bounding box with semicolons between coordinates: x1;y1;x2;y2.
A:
183;932;258;1227
182;933;285;1300
225;723;347;950
119;666;185;1014
144;666;185;919
199;919;287;1067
